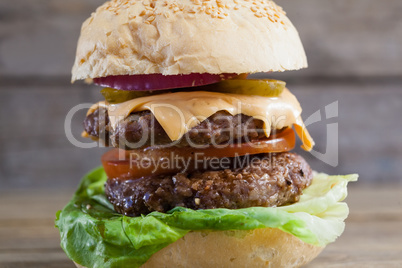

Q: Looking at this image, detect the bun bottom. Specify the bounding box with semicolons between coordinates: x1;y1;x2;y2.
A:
74;228;323;268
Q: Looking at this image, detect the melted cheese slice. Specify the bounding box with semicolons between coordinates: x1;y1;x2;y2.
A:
87;88;314;151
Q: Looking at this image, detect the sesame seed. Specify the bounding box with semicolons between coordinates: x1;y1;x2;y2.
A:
147;15;155;22
254;12;263;18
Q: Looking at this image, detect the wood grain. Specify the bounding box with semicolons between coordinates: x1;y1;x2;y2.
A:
276;0;402;78
0;186;401;267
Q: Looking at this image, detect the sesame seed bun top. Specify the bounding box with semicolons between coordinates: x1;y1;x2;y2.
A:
72;0;308;82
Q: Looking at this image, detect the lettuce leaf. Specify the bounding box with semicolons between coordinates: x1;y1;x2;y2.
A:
55;167;357;268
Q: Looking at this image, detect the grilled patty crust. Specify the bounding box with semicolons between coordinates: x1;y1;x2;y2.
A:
84;107;269;149
105;153;313;216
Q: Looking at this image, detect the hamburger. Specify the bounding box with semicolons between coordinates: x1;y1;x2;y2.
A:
55;0;358;267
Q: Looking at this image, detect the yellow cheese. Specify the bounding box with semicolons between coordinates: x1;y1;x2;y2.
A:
87;88;314;151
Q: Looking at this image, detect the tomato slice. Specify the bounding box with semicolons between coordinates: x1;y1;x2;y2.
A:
101;128;295;180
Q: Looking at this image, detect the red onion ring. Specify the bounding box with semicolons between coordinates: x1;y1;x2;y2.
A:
93;73;239;91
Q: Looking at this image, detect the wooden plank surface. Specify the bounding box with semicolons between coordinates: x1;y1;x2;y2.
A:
0;186;401;267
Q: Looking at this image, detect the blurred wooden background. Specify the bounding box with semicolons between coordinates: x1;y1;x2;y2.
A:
1;0;401;190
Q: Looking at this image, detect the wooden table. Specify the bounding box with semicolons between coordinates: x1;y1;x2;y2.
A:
1;185;401;268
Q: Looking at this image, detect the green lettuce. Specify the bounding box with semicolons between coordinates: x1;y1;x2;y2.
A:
55;167;357;268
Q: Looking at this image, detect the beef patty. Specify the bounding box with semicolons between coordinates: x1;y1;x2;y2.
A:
105;153;313;217
84;107;269;149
